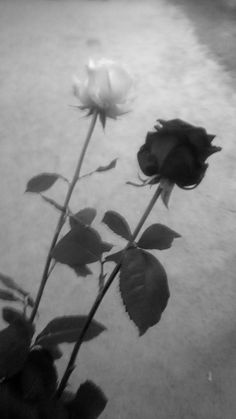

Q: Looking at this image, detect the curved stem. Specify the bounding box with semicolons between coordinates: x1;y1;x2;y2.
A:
56;184;162;397
30;111;98;323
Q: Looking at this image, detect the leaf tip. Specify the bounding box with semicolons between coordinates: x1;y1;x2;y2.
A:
138;328;146;337
174;232;181;238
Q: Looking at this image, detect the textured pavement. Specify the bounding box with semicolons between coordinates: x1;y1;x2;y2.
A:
0;1;236;418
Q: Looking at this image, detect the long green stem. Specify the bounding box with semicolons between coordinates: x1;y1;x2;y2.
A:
30;111;98;322
56;184;162;397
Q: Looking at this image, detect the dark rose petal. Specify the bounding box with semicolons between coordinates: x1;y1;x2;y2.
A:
188;127;209;148
187;128;215;161
160;145;206;187
138;119;221;189
157;119;194;130
137;144;159;176
207;134;216;142
188;129;221;162
147;132;179;170
204;145;222;159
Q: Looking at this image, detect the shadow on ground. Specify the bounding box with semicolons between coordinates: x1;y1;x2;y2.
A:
167;0;236;85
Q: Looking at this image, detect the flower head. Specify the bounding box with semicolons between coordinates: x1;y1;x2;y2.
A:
137;119;221;191
73;58;133;125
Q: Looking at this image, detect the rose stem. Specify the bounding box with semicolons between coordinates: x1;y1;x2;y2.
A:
56;184;163;397
30;111;98;323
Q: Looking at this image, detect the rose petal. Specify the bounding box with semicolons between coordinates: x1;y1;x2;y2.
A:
87;60;112;107
147;132;179;170
205;145;222;158
73;77;95;108
73;77;83;100
188;129;220;162
108;64;133;103
188;128;210;154
207;134;216;142
138;118;221;189
108;103;131;118
158;119;194;130
161;145;205;187
137;144;159;176
73;58;133;119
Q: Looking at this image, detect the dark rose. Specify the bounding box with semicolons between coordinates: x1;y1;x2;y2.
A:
137;119;221;189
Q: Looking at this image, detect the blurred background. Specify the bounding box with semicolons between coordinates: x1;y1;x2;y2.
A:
0;0;235;418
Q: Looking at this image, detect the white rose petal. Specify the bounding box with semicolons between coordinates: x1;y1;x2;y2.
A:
108;64;133;103
73;58;133;120
73;77;94;108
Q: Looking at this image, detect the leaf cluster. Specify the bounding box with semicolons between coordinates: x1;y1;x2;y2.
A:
0;158;181;417
0;306;107;418
102;211;180;335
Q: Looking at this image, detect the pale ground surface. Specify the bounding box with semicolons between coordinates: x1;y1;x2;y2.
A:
0;0;236;418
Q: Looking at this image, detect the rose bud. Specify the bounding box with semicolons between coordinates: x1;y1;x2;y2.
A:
73;58;133;122
137;119;221;189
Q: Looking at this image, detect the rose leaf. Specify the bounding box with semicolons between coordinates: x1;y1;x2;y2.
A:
25;173;62;193
102;211;132;241
73;264;92;278
0;385;38;419
105;250;124;264
0;321;33;378
137;224;181;250
0;272;33;300
0;289;21;302
120;248;170;335
95;158;117;173
37;399;68;419
36;315;106;346
20;348;58;401
36;343;63;360
52;223;103;266
67;380;107;419
2;307;33;331
101;241;113;253
70;207;97;229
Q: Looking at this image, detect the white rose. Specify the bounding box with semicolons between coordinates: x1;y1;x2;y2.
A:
73;58;133;119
